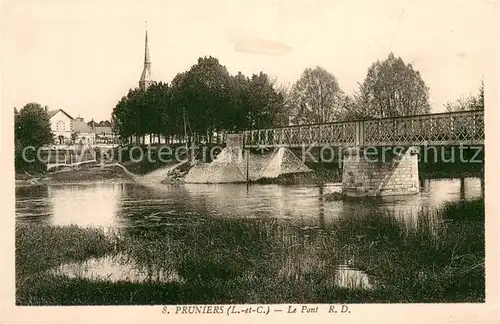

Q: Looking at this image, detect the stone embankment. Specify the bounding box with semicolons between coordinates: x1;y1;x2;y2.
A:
184;147;312;184
15;146;316;186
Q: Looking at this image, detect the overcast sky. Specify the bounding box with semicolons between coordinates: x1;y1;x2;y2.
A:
2;0;495;122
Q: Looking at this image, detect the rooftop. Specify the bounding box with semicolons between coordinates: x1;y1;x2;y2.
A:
48;109;73;120
72;120;94;133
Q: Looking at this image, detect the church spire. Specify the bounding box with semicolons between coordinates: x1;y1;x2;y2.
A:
144;29;150;64
139;22;154;90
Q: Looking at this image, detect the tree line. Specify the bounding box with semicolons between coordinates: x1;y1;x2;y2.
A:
13;52;484;171
87;120;112;128
112;56;287;144
114;53;466;144
444;80;484;112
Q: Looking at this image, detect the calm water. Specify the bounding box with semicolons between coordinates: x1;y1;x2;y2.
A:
16;177;483;229
16;177;483;292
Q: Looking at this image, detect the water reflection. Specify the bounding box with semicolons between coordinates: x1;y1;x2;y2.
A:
15;185;51;223
50;183;123;227
51;253;373;291
52;254;184;284
274;233;376;291
420;177;482;203
334;265;374;290
16;177;483;229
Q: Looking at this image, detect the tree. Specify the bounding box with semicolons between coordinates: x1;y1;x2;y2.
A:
271;78;293;126
145;81;172;142
87;119;97;128
112;56;291;145
14;102;53;172
71;131;79;144
228;72;251;131
477;80;484;110
112;88;144;142
246;72;288;128
227;72;288;130
171;56;233;143
289;66;348;124
353;53;431;118
445;80;484;112
97;120;112;127
15;103;53;148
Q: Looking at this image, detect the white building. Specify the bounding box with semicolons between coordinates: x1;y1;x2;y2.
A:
47;108;74;145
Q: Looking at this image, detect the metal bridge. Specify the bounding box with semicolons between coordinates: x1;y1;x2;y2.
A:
243;110;484;148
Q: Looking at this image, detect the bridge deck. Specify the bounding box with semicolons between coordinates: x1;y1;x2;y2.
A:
243;110;484;148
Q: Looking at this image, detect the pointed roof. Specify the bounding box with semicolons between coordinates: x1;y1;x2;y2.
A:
48;109;74;120
144;30;150;64
139;26;153;88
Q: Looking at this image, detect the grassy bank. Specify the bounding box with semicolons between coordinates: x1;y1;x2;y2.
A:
16;199;484;305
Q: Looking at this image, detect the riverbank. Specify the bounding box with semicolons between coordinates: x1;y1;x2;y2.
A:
15;157;485;188
14;158;178;185
15;164;127;187
16;198;484;305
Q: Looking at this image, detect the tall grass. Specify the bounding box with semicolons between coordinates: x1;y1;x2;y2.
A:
16;198;484;305
16;224;116;276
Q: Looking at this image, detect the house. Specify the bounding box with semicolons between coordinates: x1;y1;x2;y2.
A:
46;106;119;146
47;107;74;145
93;126;115;144
72;117;95;145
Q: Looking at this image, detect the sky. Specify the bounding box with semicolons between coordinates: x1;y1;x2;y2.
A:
1;0;496;122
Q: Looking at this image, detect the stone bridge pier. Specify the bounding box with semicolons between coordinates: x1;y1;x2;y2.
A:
341;147;420;197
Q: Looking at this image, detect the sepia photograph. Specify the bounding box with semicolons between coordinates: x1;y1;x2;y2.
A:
1;0;499;322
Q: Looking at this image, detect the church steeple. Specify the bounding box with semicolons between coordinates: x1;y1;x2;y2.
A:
139;23;154;90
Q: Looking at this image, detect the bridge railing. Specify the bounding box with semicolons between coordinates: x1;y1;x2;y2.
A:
242;110;484;148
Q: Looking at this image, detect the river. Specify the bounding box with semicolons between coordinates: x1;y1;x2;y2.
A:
16;177;483;229
15;177;484;297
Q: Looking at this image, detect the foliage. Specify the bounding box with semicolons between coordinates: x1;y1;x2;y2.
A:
289;66;349;124
112;56;289;143
238;72;288;129
173;57;233;137
15;103;53;148
71;131;79;143
14;103;53;172
88;120;112;128
352;53;431;119
445;80;484;112
112;52;483;143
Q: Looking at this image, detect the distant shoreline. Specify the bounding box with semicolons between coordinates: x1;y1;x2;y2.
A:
14;159;484;188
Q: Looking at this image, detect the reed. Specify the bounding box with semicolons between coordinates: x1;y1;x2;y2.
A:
16;198;484;305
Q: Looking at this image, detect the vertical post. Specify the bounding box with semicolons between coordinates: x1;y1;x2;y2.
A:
318;184;325;230
246;148;250;183
355;121;361;147
460;177;465;200
359;121;364;146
